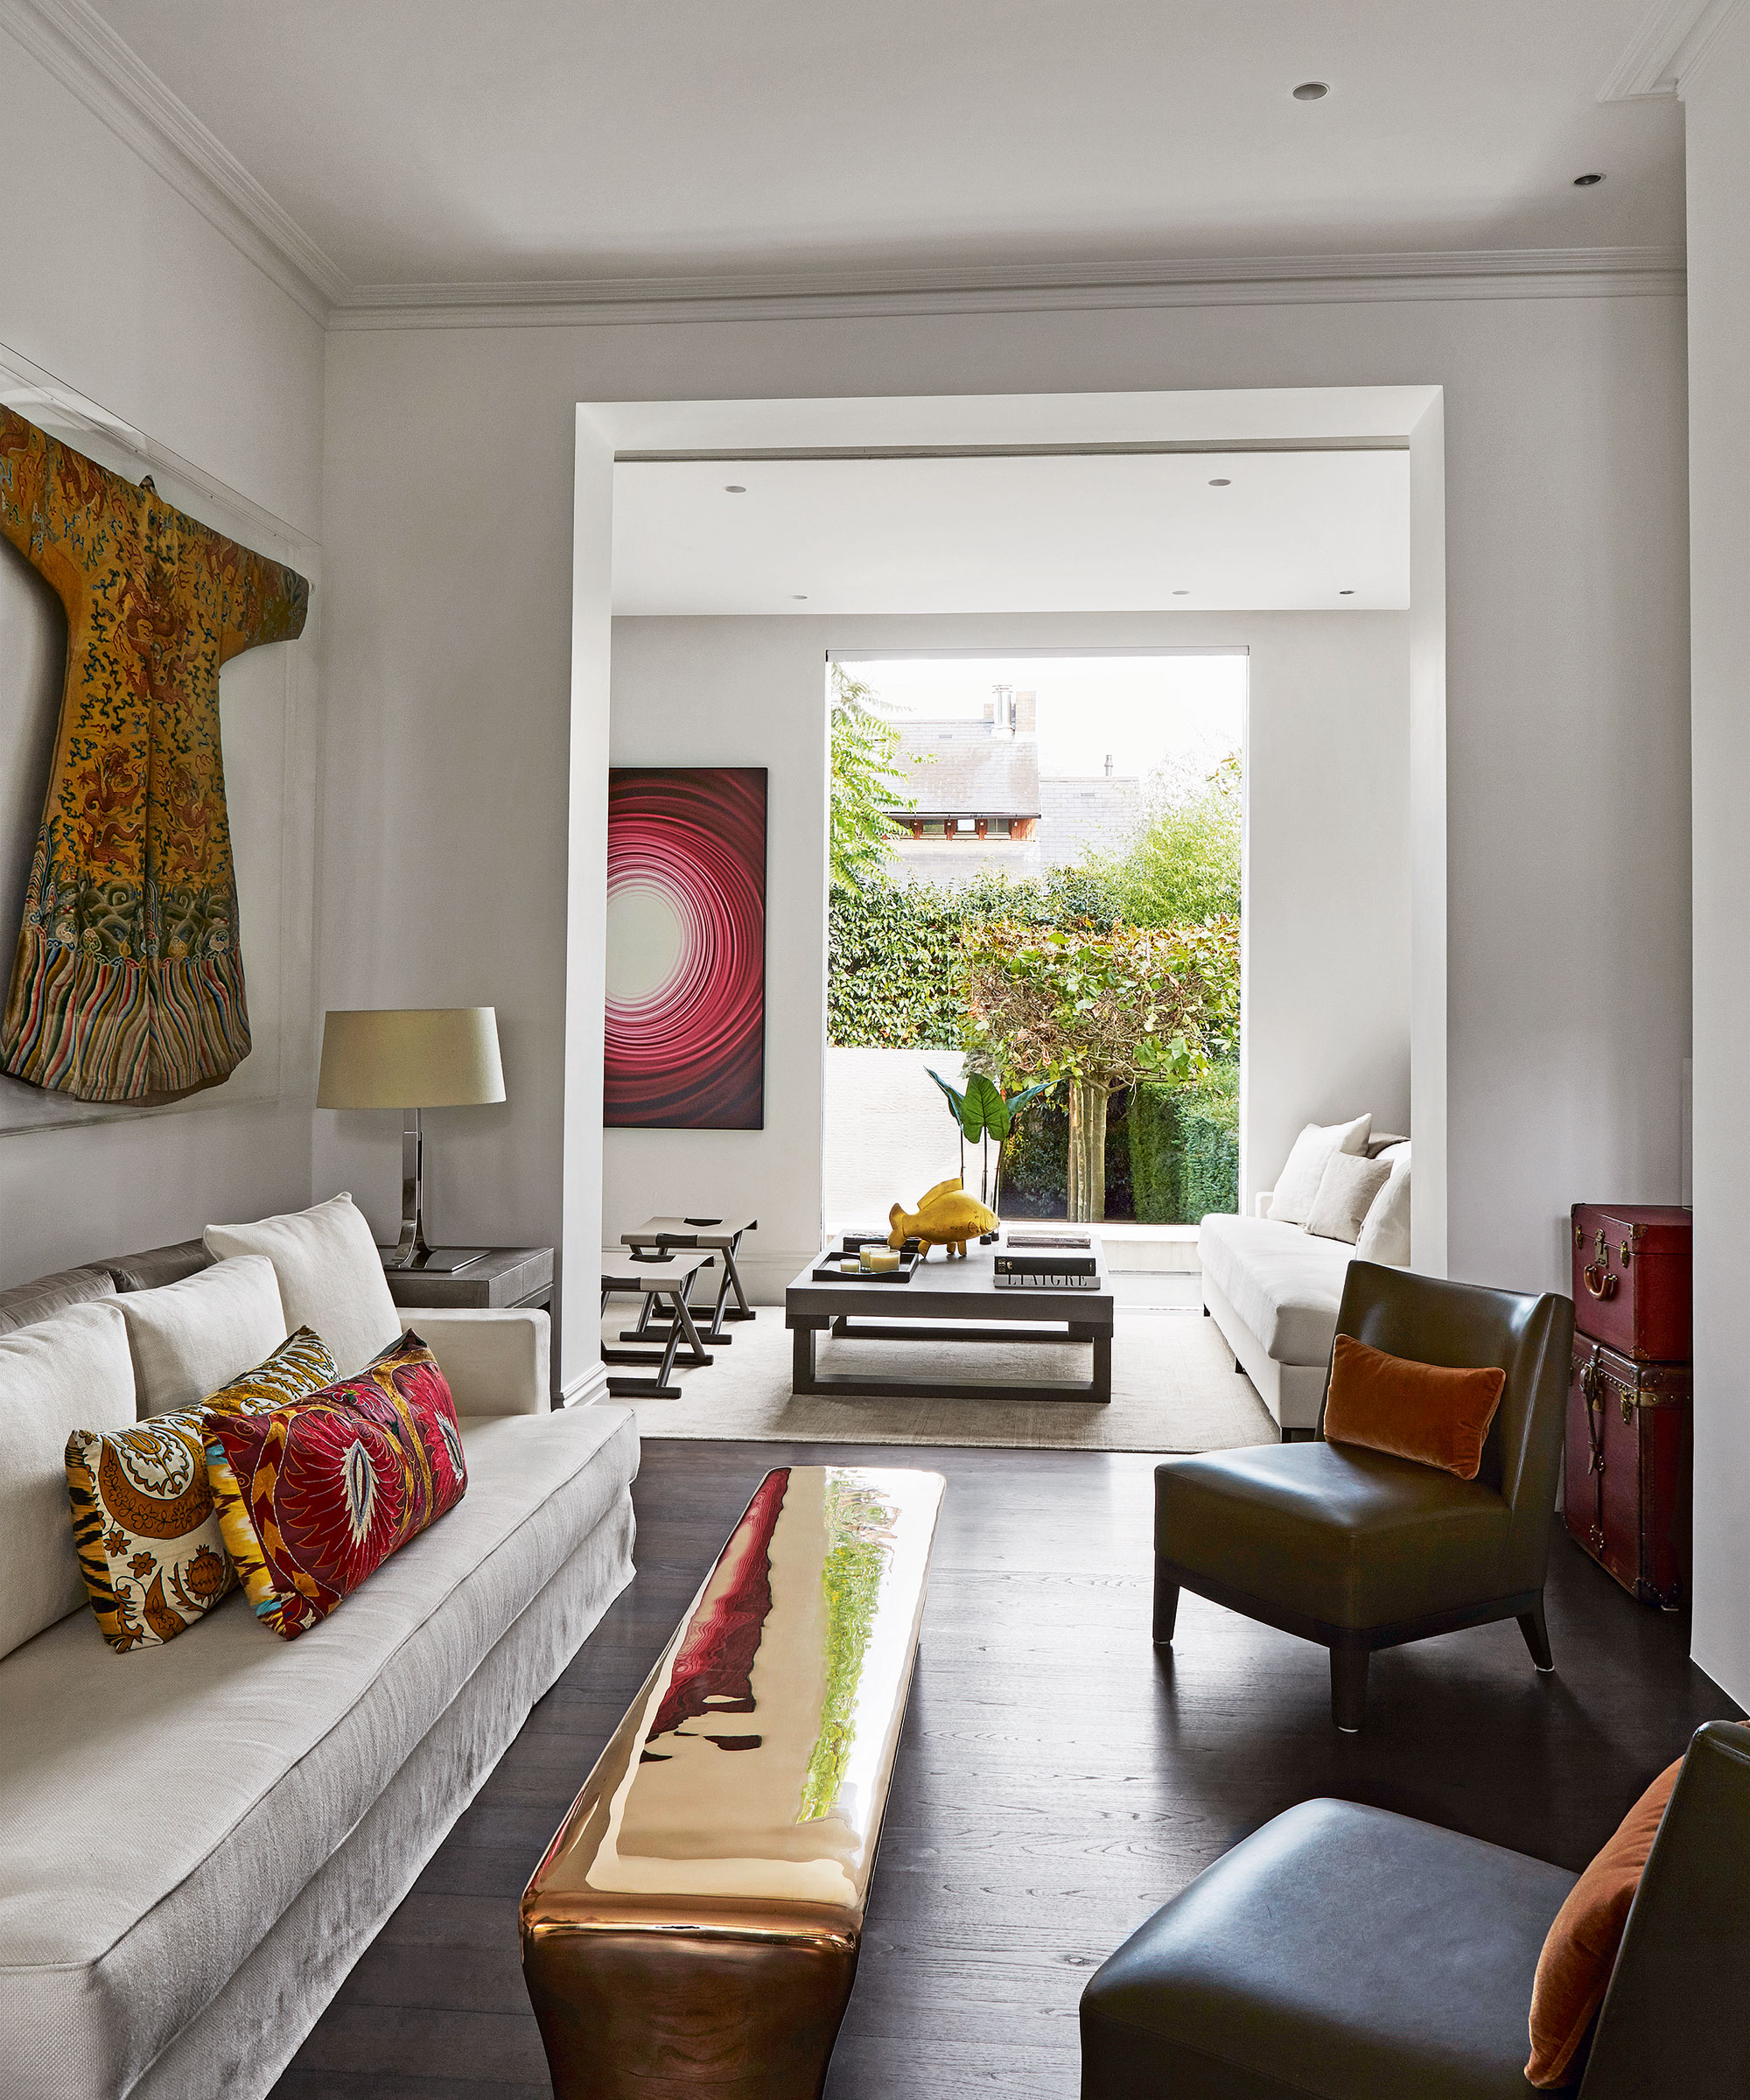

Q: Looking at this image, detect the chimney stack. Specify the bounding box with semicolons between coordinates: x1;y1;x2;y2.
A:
1015;690;1038;735
1103;752;1114;777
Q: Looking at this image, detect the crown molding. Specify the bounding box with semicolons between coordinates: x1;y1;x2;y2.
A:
0;0;345;320
0;0;1690;337
327;247;1685;331
1599;0;1745;97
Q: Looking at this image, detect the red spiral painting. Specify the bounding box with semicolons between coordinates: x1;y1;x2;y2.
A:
605;767;766;1128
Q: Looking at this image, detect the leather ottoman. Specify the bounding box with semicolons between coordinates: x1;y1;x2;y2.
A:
1081;1798;1572;2100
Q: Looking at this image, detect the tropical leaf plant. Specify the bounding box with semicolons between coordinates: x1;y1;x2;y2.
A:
925;1068;1054;1212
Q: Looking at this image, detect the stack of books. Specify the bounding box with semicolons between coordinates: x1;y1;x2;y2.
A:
995;1232;1100;1291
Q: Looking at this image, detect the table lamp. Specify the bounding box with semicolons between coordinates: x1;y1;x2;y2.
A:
317;1007;506;1271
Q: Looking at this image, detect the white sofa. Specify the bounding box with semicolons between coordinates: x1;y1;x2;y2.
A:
1199;1138;1410;1436
0;1202;638;2100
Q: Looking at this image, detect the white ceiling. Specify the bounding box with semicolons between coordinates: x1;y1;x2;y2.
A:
611;450;1411;614
81;0;1684;295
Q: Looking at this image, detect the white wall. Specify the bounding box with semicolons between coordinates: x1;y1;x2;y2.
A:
0;26;326;1287
1682;13;1750;1708
604;609;1411;1295
318;281;1690;1382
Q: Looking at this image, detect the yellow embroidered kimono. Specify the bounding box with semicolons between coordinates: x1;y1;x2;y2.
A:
0;409;309;1103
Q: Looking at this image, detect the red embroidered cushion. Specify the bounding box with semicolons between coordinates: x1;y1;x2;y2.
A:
204;1332;466;1640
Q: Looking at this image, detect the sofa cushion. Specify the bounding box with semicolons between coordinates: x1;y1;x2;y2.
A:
1081;1797;1576;2100
115;1255;288;1418
1355;1143;1412;1266
206;1193;398;1378
0;1264;116;1339
0;1403;639;2100
207;1334;468;1641
66;1331;340;1653
1306;1152;1391;1245
1199;1213;1354;1366
0;1302;136;1663
97;1240;214;1294
1266;1113;1371;1226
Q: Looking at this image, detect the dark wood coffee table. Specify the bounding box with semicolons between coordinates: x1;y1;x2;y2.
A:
786;1235;1114;1403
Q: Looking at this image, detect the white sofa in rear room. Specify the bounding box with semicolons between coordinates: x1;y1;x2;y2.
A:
1199;1116;1411;1436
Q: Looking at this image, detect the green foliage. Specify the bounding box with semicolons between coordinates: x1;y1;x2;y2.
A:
1128;1063;1240;1223
1101;752;1242;928
960;917;1238;1092
830;868;1120;1048
829;666;913;898
830;881;972;1047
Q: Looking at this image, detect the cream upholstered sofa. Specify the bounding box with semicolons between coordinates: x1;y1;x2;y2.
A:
1199;1130;1410;1436
0;1195;638;2100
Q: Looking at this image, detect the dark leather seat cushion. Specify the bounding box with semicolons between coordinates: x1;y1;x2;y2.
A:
1156;1443;1514;1630
1082;1800;1574;2100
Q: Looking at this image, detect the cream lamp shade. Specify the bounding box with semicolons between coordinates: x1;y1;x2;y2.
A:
317;1009;505;1270
317;1007;505;1110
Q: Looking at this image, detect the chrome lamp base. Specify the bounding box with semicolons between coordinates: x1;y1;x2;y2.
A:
382;1108;487;1273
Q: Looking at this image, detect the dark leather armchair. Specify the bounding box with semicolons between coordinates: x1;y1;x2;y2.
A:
1081;1721;1750;2099
1154;1263;1575;1730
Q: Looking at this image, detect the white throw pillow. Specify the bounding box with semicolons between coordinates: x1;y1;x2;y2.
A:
1267;1113;1372;1226
205;1193;398;1379
1355;1143;1412;1266
116;1254;289;1418
0;1300;135;1662
1305;1152;1392;1244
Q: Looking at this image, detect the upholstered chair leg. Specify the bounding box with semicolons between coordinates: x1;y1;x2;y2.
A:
1152;1568;1180;1646
1330;1647;1369;1732
1517;1600;1555;1673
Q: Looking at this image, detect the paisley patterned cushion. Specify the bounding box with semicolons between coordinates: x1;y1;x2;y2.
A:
65;1326;338;1652
204;1332;467;1642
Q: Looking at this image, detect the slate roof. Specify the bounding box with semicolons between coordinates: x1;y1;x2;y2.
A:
884;720;1041;818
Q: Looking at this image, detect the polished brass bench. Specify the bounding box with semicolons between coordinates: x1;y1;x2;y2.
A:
521;1464;944;2100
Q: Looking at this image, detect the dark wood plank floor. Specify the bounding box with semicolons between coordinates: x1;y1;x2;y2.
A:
273;1441;1738;2100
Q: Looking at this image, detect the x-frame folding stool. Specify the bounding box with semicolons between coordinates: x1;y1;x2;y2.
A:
618;1214;758;1347
598;1248;714;1398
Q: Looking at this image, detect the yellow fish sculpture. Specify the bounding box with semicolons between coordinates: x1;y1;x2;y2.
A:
888;1178;998;1259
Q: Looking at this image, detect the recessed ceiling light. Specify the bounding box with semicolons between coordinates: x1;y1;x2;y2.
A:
1208;478;1231;486
724;483;747;493
1573;172;1604;187
1292;81;1328;100
1172;590;1191;597
1340;589;1355;596
792;593;808;600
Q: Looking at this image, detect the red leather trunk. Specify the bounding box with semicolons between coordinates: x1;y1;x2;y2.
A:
1564;1335;1692;1608
1570;1203;1691;1362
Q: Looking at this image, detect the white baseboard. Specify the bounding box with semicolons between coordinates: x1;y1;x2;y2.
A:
559;1362;611;1409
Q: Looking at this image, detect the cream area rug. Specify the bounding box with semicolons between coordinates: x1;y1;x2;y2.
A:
600;1305;1278;1454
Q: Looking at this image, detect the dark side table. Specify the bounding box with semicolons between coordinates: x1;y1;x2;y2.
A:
382;1246;554;1313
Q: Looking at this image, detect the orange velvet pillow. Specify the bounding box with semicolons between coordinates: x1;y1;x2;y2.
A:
1322;1332;1505;1479
1524;1757;1682;2087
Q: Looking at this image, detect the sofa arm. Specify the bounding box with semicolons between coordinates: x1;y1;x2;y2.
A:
1254;1191;1275;1219
398;1307;550;1415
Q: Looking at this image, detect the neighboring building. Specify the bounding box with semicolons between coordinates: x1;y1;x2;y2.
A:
881;686;1139;886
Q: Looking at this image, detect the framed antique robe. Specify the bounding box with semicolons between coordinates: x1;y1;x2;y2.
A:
0;408;309;1104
